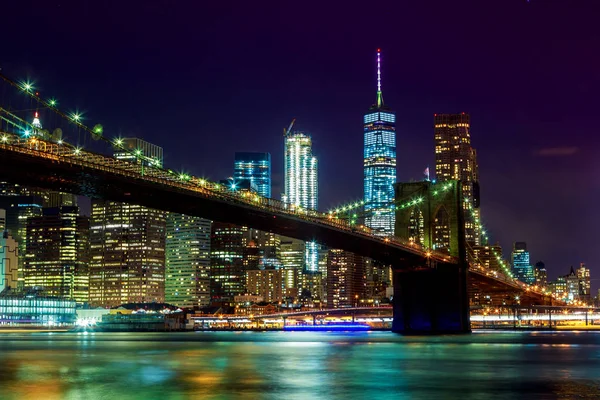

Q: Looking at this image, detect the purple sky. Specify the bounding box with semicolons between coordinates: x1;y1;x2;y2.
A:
3;1;600;285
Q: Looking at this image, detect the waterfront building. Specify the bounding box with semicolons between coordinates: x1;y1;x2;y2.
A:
0;195;44;287
511;242;534;284
577;263;591;303
364;49;396;237
234;152;271;198
89;138;166;308
549;276;567;299
326;249;366;309
0;232;18;291
283;124;319;272
165;213;211;309
0;288;76;326
365;259;391;303
246;268;289;303
89;201;166;307
210;223;249;305
434;113;480;245
565;266;579;301
534;261;548;287
24;206;89;303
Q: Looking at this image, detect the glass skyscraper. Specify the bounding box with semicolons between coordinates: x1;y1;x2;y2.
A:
364;49;396;236
511;242;534;284
234;152;271;198
284;128;319;272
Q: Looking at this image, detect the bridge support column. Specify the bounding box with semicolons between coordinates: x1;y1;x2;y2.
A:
392;263;470;334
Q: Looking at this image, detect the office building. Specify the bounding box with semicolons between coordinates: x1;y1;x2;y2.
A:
364;49;396;236
210;223;249;305
89;138;166;307
577;263;591;303
327;249;366;309
434;113;480;245
24;206;89;303
114;138;163;166
234;152;271;198
246;268;290;303
0;195;44;287
0;232;18;292
165;213;211;309
472;244;503;272
89;201;166;307
534;261;548;287
549;276;567;299
511;242;534;284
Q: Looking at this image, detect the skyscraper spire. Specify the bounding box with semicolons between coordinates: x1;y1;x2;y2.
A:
376;48;383;108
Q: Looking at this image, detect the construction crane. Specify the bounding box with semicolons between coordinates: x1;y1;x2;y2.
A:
283;118;296;137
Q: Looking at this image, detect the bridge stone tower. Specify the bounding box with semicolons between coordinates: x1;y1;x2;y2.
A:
392;180;471;334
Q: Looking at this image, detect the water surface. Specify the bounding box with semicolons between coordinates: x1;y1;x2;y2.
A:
0;331;599;399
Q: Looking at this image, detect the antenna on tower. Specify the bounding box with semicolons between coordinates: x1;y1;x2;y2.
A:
376;48;383;108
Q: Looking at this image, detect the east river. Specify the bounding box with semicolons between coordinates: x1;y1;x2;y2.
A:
0;331;599;399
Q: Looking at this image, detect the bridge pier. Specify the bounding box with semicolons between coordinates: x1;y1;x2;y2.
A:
392;262;470;334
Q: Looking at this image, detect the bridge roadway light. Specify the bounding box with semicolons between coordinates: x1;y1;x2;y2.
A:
49;98;57;107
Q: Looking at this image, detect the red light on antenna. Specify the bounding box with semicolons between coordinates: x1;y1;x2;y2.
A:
377;48;381;52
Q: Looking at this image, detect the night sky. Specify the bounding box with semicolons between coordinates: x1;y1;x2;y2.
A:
3;1;599;285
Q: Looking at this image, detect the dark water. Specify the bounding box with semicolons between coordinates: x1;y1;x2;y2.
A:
0;331;599;399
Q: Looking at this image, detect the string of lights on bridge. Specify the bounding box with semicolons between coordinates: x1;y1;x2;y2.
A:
1;73;458;263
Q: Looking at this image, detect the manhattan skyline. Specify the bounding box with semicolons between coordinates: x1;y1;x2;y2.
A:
1;0;597;282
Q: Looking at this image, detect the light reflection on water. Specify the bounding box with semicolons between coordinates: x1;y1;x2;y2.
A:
0;331;599;399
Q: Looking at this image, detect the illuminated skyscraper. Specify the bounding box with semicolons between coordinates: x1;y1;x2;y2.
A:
89;138;166;307
577;263;591;302
534;261;548;287
434;113;480;245
165;213;211;308
24;206;89;303
364;49;396;236
284;129;318;211
284;124;319;272
327;249;366;308
89;201;166;307
511;242;534;284
210;223;249;305
234;152;271;198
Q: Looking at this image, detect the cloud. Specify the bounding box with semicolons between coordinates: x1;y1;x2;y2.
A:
535;147;579;157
